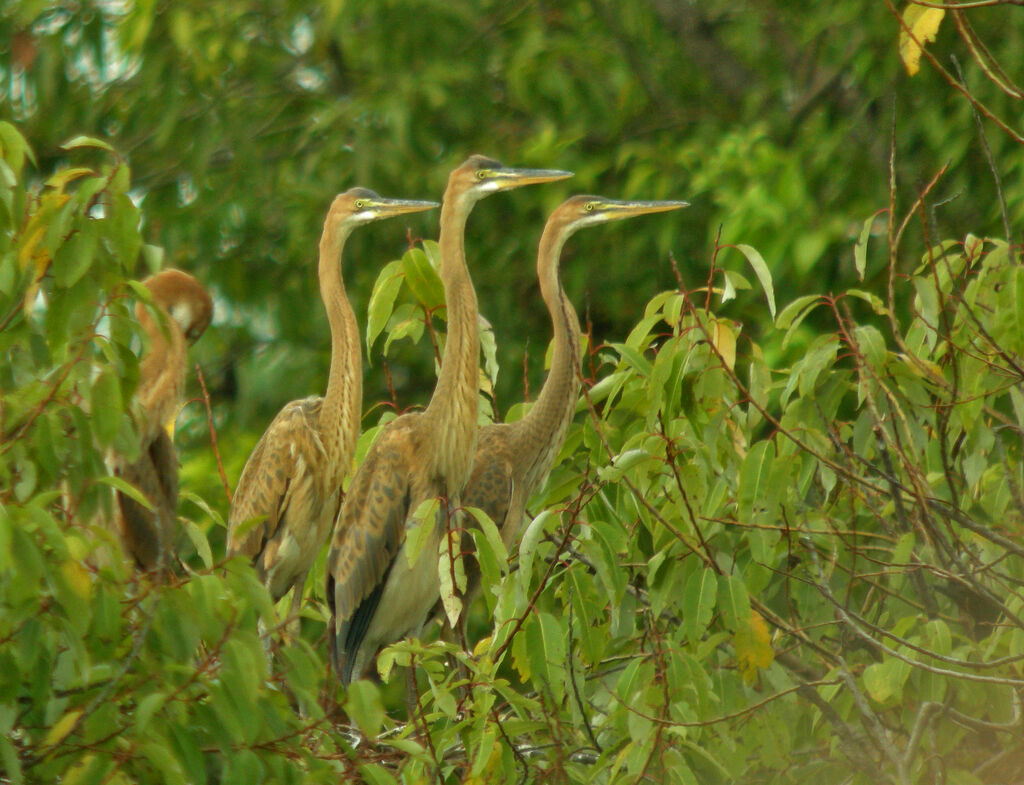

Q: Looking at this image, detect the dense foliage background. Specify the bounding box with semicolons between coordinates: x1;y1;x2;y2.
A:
2;1;1023;783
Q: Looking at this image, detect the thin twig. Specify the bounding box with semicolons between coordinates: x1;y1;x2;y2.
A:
195;363;232;505
950;55;1013;245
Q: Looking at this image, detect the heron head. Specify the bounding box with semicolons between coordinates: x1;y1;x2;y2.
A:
550;194;688;239
330;187;439;226
448;155;573;202
143;269;213;345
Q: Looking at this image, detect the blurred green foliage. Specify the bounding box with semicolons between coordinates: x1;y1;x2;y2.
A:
2;2;1024;783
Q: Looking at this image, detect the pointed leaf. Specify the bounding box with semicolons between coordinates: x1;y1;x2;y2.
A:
734;611;774;684
61;135;116;153
732;243;775;318
516;509;555;608
718;573;751;631
899;6;945;76
346;679;385;739
402;246;445;311
366;259;404;357
683;568;717;643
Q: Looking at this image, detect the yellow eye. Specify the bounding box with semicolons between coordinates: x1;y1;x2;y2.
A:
354;199;365;209
475;170;487;180
585;202;595;212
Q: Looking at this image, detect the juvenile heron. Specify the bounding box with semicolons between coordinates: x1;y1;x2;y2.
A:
227;190;438;626
327;156;573;684
452;195;688;622
115;269;213;571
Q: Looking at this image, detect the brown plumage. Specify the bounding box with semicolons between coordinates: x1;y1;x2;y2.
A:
451;196;688;621
114;269;213;570
226;190;438;618
327;156;572;684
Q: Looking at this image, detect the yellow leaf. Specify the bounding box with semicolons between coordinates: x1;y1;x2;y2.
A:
510;631;531;681
438;529;466;627
899;5;945;77
42;709;83;748
61;753;95;785
17;223;46;270
61;559;93;600
45;167;95;191
711;319;737;370
734;610;774;684
473;634;492;658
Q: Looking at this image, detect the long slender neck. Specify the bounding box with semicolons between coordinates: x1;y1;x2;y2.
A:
136;305;186;442
422;190;480;489
513;221;581;486
317;219;362;473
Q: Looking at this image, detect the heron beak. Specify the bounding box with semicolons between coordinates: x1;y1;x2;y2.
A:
601;199;689;219
489;167;574;190
371;198;440;216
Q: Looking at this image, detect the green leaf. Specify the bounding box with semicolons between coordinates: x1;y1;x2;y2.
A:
862;658;910;704
568;566;603;664
94;474;153;511
0;120;36;174
366;259;404;357
479;314;500;389
775;294;821;347
107;192;142;269
738;440;775;525
223;749;264;785
180;490;226;529
437;527;466;626
611;342;653;377
358;763;400;785
854;214;874;280
464;505;509;565
181;519;214;569
401;246;445;311
731;243;775;319
135;692;167;734
529;612;566;702
683;569;717;643
382;302;426;356
1015;265;1024;344
470;727;499;778
141;739;187;785
718;574;751;631
404;497;440;568
346;679;385;739
853;324;886;368
89;371;122;446
516;509;556;609
845;288;889;315
61;135;116;154
597;448;653;483
53;225;97;290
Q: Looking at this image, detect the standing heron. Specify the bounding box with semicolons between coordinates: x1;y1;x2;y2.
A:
452;195;687;620
227;190;438;626
327;156;572;684
114;269;213;571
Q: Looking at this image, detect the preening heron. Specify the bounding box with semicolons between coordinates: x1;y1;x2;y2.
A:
115;269;213;571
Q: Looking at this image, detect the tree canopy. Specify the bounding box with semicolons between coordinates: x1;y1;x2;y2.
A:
2;1;1023;783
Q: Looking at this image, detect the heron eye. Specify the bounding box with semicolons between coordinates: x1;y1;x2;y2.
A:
475;170;487;180
585;202;595;212
354;199;365;209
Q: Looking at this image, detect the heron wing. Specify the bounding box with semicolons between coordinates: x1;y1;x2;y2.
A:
426;425;515;626
462;425;516;535
116;429;178;570
327;420;414;676
227;398;322;563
